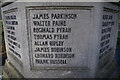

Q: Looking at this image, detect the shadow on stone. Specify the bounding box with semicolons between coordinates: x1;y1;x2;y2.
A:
0;54;7;66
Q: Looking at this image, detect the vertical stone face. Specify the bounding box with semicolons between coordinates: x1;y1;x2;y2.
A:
96;3;119;78
27;7;92;69
99;7;118;62
1;2;119;78
2;3;23;76
3;8;22;60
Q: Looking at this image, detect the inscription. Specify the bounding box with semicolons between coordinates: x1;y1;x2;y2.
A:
4;10;21;60
31;12;76;66
99;9;116;59
28;8;91;68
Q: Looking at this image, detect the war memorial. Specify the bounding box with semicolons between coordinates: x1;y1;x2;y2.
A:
1;0;120;78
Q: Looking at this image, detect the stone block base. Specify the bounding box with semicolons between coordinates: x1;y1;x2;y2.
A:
2;59;24;78
96;59;117;78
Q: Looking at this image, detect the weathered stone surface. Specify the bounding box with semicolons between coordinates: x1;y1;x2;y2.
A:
2;59;24;78
1;2;120;78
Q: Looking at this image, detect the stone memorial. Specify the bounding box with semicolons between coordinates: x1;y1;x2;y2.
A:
1;1;120;78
